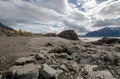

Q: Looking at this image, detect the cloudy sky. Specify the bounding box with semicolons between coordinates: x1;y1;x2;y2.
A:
0;0;120;35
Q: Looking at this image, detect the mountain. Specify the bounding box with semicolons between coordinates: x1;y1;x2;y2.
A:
85;27;120;37
0;23;32;36
0;23;13;30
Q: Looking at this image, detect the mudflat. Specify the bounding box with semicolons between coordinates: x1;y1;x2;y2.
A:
0;36;31;71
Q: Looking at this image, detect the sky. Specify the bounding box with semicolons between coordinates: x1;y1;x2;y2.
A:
0;0;120;35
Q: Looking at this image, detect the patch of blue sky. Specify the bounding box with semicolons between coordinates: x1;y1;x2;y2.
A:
10;25;27;31
29;22;61;28
68;0;77;5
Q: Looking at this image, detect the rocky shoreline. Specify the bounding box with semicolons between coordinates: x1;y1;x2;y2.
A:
0;36;120;79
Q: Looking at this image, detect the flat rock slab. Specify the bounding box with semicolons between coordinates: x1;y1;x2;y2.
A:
10;64;39;79
10;65;22;75
113;67;120;75
84;65;115;79
0;75;2;79
40;64;56;79
15;56;35;65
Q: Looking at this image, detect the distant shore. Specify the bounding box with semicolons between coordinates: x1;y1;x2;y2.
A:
79;37;120;42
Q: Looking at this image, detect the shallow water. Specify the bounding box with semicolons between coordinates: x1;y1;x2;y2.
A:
79;37;120;42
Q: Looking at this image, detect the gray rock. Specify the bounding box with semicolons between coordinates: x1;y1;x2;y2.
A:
114;46;120;52
62;61;80;76
9;64;39;79
99;52;120;65
113;53;120;65
0;75;2;79
56;69;63;75
49;46;68;54
55;53;72;60
15;56;35;65
59;64;68;72
69;62;80;72
29;53;37;56
40;64;56;79
71;53;81;62
10;65;22;75
68;45;80;54
35;53;45;60
84;65;116;79
67;45;85;54
71;52;98;65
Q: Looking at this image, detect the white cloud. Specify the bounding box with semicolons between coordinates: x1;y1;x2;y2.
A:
11;22;65;34
0;0;120;34
0;0;64;25
84;0;120;20
96;1;120;20
80;0;97;11
0;0;90;34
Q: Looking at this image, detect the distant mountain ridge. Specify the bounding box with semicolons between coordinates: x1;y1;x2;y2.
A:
0;23;13;30
85;27;120;37
0;23;32;36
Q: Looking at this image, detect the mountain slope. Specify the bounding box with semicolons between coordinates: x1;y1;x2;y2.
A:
85;27;120;37
0;23;13;30
0;23;32;36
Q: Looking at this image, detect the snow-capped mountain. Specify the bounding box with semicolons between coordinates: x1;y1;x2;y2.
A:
85;27;120;37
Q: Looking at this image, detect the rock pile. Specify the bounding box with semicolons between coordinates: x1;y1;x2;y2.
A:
1;37;120;79
2;55;59;79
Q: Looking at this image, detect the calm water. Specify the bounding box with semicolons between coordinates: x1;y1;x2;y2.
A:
79;37;120;42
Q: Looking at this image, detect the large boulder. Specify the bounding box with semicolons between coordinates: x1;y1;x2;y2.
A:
40;64;56;79
5;64;39;79
58;30;78;40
